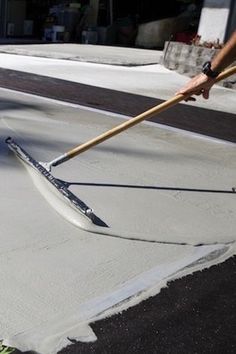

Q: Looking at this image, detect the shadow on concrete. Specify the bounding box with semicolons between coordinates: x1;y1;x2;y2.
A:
0;97;44;112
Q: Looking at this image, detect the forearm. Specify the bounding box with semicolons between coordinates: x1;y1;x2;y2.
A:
176;31;236;99
211;31;236;72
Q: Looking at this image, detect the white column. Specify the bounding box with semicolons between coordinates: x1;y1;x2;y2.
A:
198;0;232;43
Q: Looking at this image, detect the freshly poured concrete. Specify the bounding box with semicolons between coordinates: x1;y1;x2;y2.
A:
1;88;236;353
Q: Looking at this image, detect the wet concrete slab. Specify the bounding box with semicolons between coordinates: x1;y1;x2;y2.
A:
1;87;235;353
0;50;235;353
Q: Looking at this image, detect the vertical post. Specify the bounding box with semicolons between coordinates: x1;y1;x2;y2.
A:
88;0;99;27
225;0;236;41
0;0;8;37
109;0;113;25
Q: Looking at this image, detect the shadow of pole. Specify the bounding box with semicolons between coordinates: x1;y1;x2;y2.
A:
59;180;236;195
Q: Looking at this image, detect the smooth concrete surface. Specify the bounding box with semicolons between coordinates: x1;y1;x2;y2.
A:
0;88;236;353
0;44;162;66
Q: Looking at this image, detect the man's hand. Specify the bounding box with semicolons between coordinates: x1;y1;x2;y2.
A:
176;73;217;101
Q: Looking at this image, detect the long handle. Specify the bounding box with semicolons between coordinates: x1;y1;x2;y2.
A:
51;65;236;167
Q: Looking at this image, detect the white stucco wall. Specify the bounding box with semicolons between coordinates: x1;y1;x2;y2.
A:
198;0;232;43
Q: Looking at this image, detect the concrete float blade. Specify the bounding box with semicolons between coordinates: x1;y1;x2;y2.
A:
5;137;108;230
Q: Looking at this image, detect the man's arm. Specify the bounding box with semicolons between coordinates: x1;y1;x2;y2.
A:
211;31;236;72
176;31;236;100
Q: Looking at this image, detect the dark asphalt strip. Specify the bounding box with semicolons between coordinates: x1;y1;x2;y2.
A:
2;68;235;354
0;68;236;142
